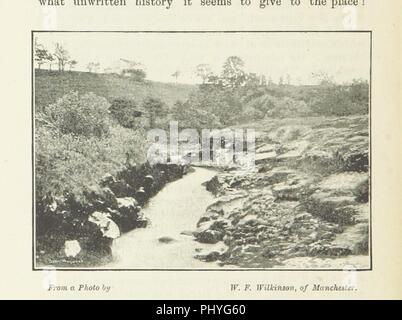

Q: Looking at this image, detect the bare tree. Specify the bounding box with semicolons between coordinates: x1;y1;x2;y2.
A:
54;43;70;72
87;62;100;73
195;64;212;84
171;70;181;84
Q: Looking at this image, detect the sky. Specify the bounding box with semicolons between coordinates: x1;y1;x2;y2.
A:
34;32;370;85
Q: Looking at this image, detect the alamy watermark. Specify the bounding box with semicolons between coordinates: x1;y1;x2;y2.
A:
147;121;256;170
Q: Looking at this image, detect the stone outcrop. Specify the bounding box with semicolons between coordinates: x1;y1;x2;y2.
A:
194;116;370;268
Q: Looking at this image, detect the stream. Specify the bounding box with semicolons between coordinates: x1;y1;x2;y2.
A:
105;167;223;269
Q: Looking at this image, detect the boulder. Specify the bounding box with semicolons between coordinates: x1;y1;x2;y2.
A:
64;240;81;258
158;236;176;244
111;198;141;232
331;223;369;255
304;193;357;224
194;243;229;262
117;197;138;213
88;211;120;239
256;144;277;154
255;151;277;164
100;173;116;188
317;172;368;196
195;229;224;244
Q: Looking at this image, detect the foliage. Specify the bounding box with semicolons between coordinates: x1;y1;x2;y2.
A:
309;80;369;116
142;97;167;128
109;98;143;129
34;69;194;110
221;56;247;89
171;100;222;131
121;68;147;82
44;92;110;138
36;92;147;199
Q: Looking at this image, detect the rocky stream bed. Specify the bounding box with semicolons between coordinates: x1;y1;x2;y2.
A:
36;115;370;269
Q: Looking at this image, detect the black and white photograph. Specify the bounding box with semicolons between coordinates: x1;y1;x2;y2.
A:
33;31;371;270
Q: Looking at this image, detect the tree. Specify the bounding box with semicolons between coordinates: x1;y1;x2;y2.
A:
47;53;55;71
87;62;95;73
34;39;50;70
54;43;70;72
286;74;291;85
68;60;78;71
121;68;146;82
195;64;213;84
109;98;143;129
142;97;166;128
221;56;246;89
93;62;100;73
171;70;181;83
312;71;335;86
87;62;100;73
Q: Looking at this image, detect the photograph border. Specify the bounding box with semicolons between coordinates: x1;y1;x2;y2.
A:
31;30;373;272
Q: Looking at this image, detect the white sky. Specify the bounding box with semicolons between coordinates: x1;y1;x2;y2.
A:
35;32;370;85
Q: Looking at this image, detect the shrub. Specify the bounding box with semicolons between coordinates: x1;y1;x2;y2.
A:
45;92;110;138
36;124;147;199
266;97;311;118
109;98;143;129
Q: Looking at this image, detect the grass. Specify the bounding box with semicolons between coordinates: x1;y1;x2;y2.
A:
34;69;195;110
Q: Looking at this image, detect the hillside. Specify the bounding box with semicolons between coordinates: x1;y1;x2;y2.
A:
34;69;195;109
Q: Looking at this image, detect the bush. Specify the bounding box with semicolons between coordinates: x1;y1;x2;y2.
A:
36;91;148;200
36;124;147;199
309;81;369;116
121;68;147;82
109;98;143;129
44;92;110;138
266;97;311;118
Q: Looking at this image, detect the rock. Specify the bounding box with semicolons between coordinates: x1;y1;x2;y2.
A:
268;125;311;143
331;223;369;255
111;198;141;232
255;151;277;164
64;240;81;258
354;177;369;203
195;229;224;244
144;175;155;187
135;187;147;203
180;230;195;236
110;180;133;198
158;236;176;244
237;214;260;226
205;175;226;195
100;173;116;187
84;186;118;210
256;144;277;154
317;172;368;196
261;168;295;185
272;183;303;201
195;243;229;262
277;140;310;161
294;212;312;221
117;197;138;212
308;244;352;257
135;217;149;228
88;211;120;239
305;192;357;224
341;149;369;172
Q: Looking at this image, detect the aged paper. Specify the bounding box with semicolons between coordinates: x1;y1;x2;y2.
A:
0;0;400;299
